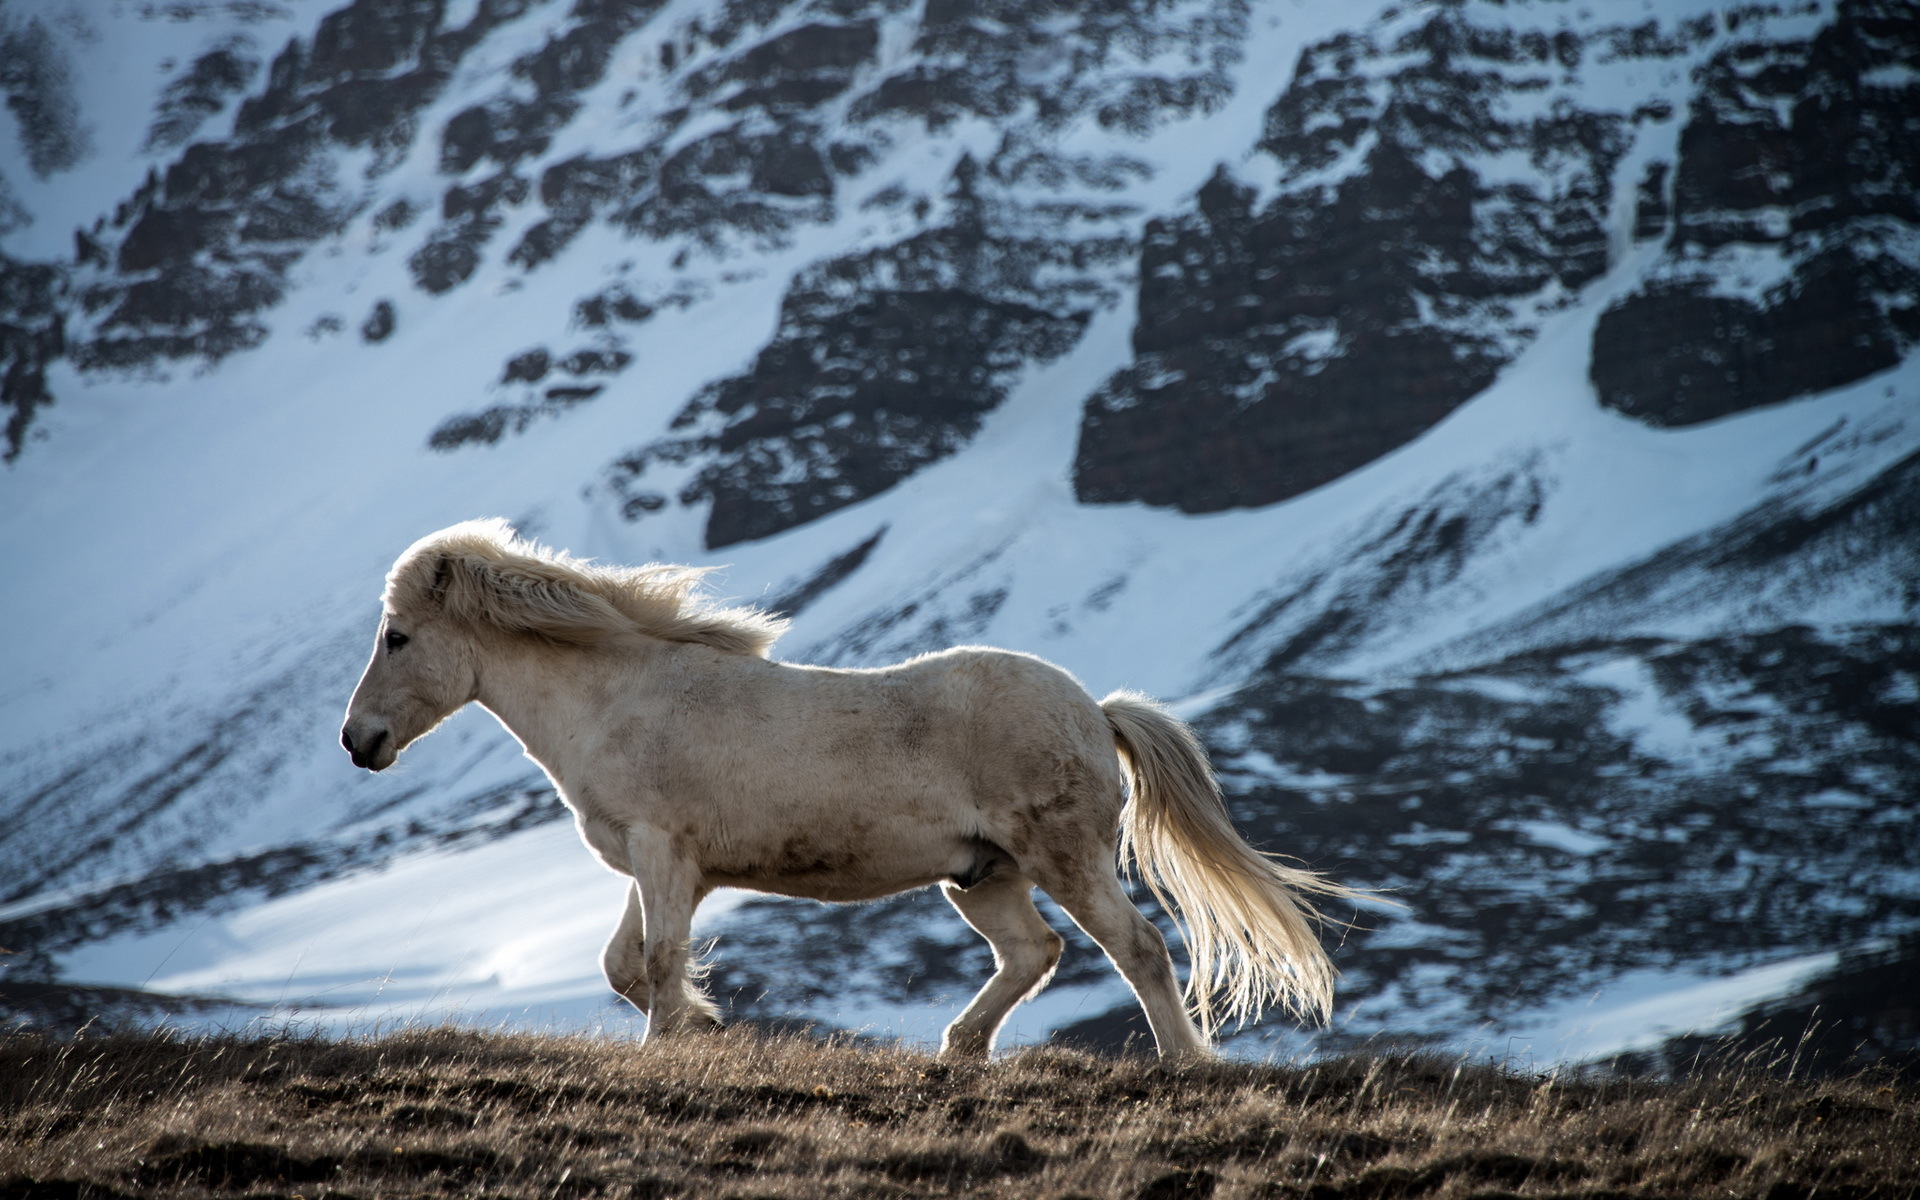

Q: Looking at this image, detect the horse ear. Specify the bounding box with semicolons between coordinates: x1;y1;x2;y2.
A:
428;555;453;605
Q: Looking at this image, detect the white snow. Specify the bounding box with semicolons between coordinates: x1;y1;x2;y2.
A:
1505;952;1841;1066
59;819;749;1034
1505;820;1614;857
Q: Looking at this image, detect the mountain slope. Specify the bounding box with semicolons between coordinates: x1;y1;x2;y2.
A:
0;0;1914;1063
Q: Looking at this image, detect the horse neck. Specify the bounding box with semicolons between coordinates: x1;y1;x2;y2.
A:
469;628;660;782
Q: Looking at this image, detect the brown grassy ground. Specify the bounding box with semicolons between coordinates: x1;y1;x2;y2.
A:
1;1026;1914;1200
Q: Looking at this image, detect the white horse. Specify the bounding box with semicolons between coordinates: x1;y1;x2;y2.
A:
341;519;1358;1058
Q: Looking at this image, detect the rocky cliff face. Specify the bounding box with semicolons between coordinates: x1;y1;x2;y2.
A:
70;0;520;374
5;0;1911;528
605;152;1135;546
1592;0;1920;427
1073;4;1672;512
1;0;1245;544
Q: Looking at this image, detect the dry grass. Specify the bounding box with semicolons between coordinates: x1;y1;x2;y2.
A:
1;1026;1914;1200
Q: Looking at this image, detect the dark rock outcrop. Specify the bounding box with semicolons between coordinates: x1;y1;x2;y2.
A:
1592;0;1920;426
1075;6;1657;513
144;37;261;152
429;343;633;449
848;0;1242;135
0;16;93;178
545;0;1246;534
607;155;1132;547
0;253;65;461
360;298;395;342
71;0;522;374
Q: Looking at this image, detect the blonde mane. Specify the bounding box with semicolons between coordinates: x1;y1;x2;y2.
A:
384;518;787;655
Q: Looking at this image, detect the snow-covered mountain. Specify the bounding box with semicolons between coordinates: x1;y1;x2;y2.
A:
1;0;1914;1065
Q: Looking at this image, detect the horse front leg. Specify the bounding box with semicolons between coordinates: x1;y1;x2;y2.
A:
627;828;721;1037
600;882;651;1012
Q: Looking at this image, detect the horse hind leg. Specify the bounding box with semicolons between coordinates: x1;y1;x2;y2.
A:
1028;856;1208;1059
939;872;1064;1060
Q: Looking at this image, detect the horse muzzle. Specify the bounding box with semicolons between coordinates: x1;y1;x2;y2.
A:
340;720;395;771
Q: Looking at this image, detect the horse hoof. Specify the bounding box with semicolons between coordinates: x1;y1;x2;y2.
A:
938;1033;991;1061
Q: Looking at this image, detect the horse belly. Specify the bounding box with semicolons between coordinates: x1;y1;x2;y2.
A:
701;822;987;903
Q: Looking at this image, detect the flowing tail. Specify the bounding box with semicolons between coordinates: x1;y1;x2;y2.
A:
1102;690;1365;1036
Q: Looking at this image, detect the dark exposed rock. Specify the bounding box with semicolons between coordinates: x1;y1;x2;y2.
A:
0;253;66;462
1202;622;1920;1034
437;0;672;178
0;17;93;178
359;298;395;342
684;19;878;111
61;0;532;372
509;148;660;270
144;38;261;152
1592;0;1920;426
503;348;551;384
408;170;528;293
559;348;631;375
1076;5;1647;513
621;280;1074;542
498;0;1244;364
575;285;658;328
429;339;633;450
373;197;417;230
415;1;679;284
607;155;1131;547
764;527;887;617
1631;160;1671;241
12;0;1253;465
849;0;1243;134
75;260;284;371
1594;250;1917;426
621;121;836;244
305;313;345;339
452;5;879;277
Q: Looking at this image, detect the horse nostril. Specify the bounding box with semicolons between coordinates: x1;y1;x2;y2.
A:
342;724;390;769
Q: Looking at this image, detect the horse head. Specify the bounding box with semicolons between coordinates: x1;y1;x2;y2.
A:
340;552;479;772
342;518;787;772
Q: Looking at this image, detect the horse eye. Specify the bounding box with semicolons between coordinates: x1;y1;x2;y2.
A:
385;630;410;653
